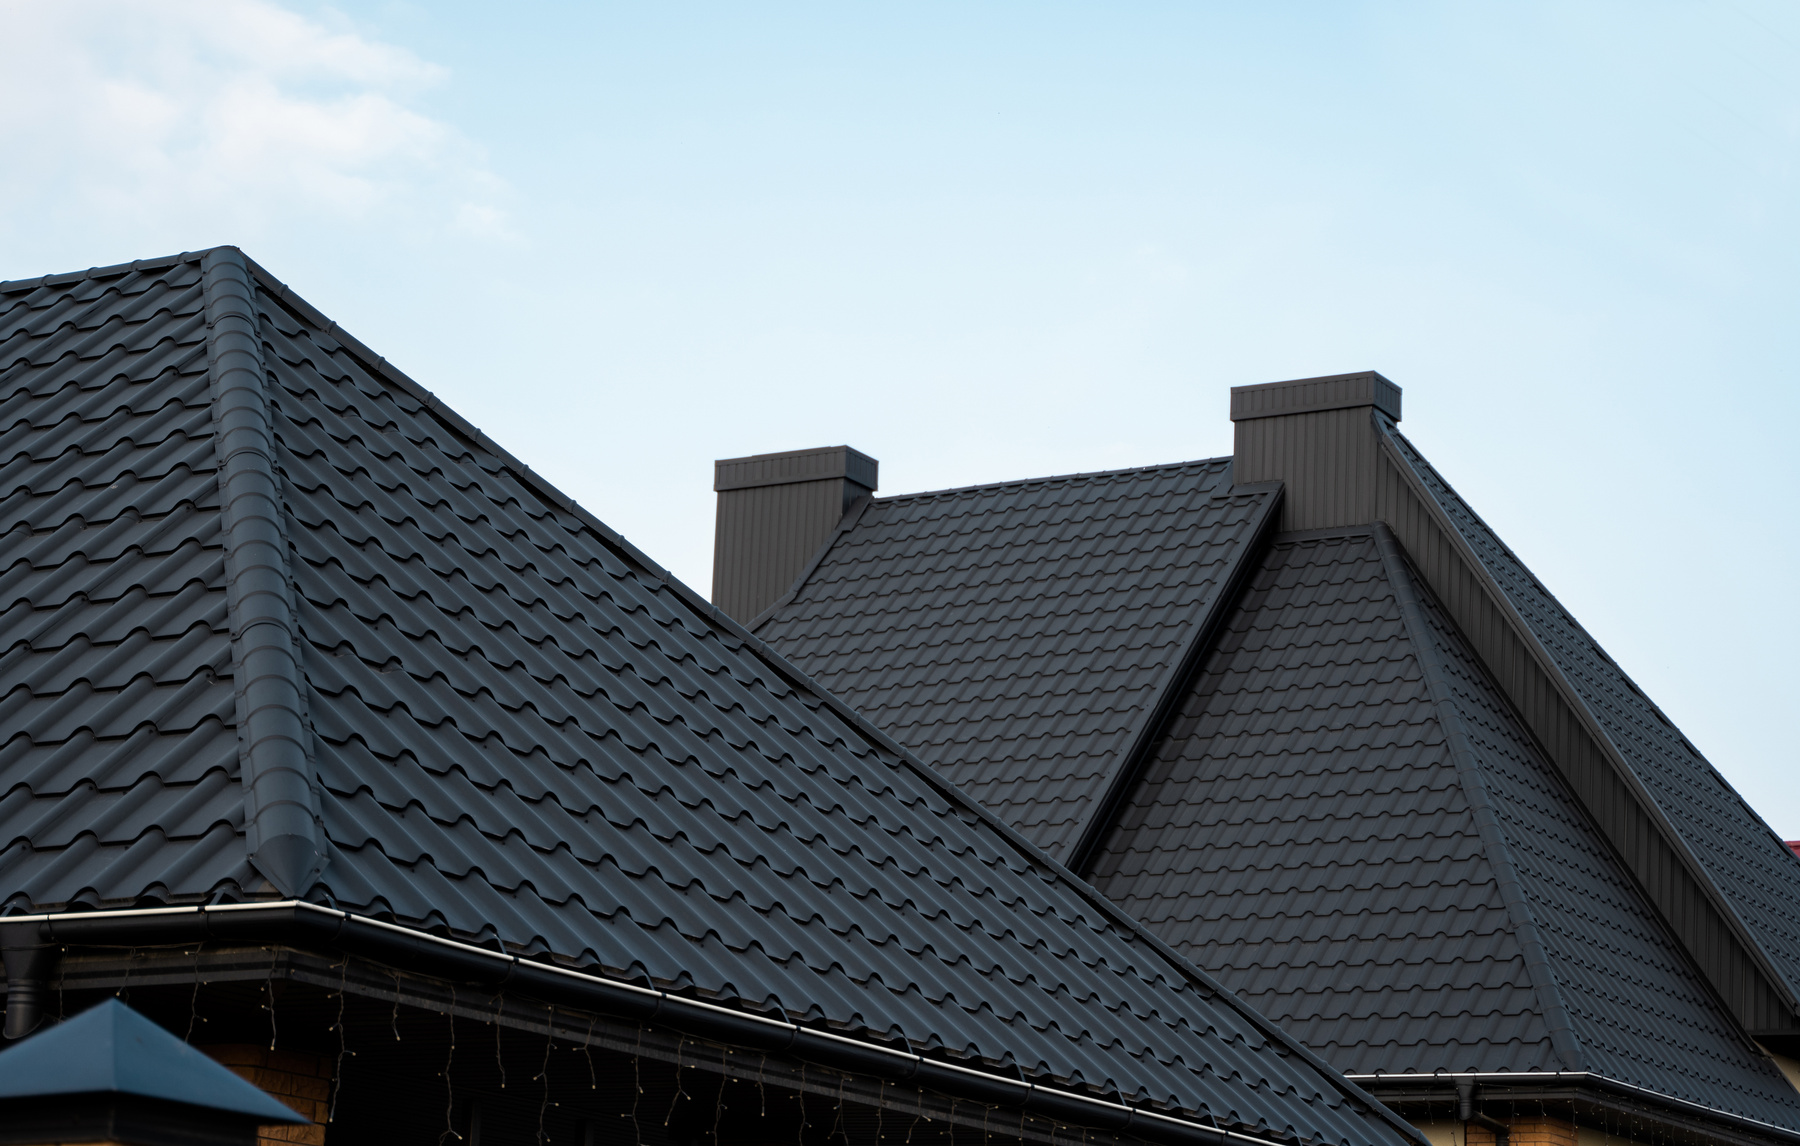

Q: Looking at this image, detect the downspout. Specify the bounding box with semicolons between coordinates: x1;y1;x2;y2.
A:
1456;1078;1511;1146
201;247;325;896
0;921;52;1038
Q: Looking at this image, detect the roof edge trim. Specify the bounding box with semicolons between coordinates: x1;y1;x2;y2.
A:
1374;421;1800;1017
12;901;1322;1146
1373;523;1586;1070
234;255;1423;1146
200;246;325;898
1066;480;1286;873
239;256;684;590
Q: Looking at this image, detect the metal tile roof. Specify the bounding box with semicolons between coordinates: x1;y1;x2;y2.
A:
1089;529;1800;1125
750;428;1800;1133
0;249;1414;1146
754;463;1277;863
1091;532;1547;1073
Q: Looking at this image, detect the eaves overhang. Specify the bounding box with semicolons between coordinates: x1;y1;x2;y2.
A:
0;902;1413;1146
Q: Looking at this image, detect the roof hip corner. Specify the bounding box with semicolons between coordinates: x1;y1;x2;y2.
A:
200;247;326;899
1373;420;1800;1020
1372;522;1587;1072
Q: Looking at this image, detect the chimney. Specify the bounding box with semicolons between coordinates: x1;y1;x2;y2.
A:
712;445;878;623
1230;371;1402;531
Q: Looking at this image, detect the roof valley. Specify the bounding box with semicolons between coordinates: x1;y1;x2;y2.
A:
1065;481;1285;875
1086;530;1558;1075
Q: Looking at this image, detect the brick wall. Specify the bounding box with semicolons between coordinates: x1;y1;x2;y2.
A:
1506;1118;1579;1146
202;1045;330;1146
1464;1117;1579;1146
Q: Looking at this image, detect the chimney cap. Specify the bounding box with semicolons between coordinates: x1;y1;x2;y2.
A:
714;445;878;493
1230;371;1401;423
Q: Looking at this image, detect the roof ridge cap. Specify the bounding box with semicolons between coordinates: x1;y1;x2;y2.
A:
873;456;1232;503
1373;522;1587;1071
201;246;325;897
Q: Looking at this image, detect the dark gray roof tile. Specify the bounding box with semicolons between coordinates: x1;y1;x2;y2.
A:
0;721;236;797
1090;530;1800;1124
1384;423;1800;1010
0;250;1410;1146
757;462;1274;862
0;821;252;908
0;768;240;849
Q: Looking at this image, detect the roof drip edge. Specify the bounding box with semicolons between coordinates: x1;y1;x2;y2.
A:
11;901;1344;1146
200;246;325;897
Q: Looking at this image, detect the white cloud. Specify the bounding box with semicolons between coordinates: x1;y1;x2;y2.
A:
0;0;508;260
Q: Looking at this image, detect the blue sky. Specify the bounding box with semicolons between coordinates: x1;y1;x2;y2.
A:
4;1;1797;832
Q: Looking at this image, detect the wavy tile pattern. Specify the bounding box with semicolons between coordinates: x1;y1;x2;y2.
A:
1091;535;1544;1072
1090;532;1800;1125
1407;553;1800;1118
757;463;1273;861
0;253;1409;1146
0;260;251;905
1384;424;1800;1006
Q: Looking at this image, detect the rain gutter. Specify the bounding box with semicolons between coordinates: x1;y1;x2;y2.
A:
1344;1072;1800;1146
3;902;1298;1146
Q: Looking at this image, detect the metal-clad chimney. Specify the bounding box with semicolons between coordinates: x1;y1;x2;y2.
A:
1230;371;1402;531
712;445;878;623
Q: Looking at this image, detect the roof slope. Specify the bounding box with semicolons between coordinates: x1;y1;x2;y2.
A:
754;463;1277;862
1087;528;1800;1126
1380;423;1800;1012
0;248;1414;1146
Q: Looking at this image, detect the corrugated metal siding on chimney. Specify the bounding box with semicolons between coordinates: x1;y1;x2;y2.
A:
1230;374;1398;532
1233;406;1382;531
712;446;876;623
